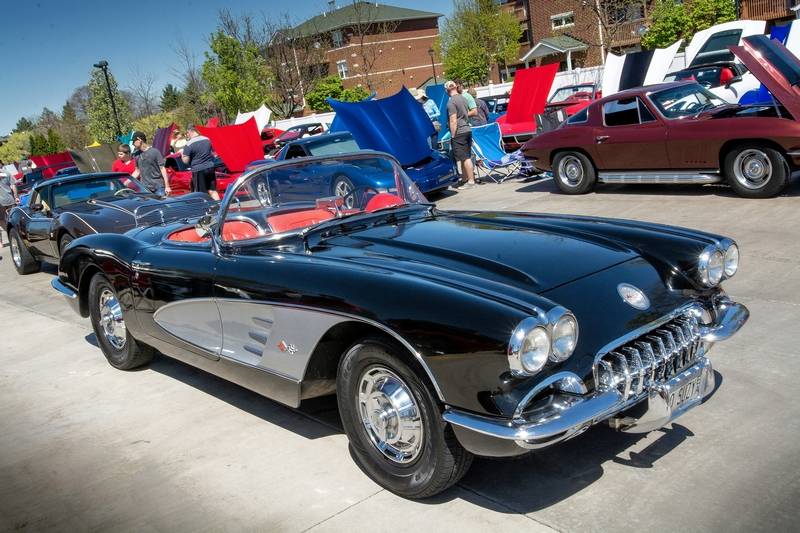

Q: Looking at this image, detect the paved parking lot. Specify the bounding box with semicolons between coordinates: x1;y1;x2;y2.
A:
1;177;799;532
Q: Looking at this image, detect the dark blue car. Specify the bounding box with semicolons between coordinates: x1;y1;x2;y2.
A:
260;132;456;196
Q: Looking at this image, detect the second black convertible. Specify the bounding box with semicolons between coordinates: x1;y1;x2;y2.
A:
52;152;749;498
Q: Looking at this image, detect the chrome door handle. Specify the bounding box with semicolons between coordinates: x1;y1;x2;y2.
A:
595;135;610;143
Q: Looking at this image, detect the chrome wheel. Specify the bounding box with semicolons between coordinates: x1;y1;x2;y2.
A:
98;288;126;350
733;149;772;190
558;155;584;187
10;235;21;268
334;178;355;208
357;366;424;464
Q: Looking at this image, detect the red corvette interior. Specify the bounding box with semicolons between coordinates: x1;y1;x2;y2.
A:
168;220;263;243
266;209;335;233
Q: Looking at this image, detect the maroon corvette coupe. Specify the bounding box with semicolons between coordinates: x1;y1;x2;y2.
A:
523;35;800;198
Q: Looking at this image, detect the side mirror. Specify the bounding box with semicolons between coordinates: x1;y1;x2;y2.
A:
725;75;742;89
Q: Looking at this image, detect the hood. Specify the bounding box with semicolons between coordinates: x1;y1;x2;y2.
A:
61;194;159;231
685;20;765;67
327;87;434;166
603;40;682;97
153;124;176;157
504;63;559;125
235;104;272;132
197;118;263;173
425;84;450;141
731;35;800;120
315;212;639;299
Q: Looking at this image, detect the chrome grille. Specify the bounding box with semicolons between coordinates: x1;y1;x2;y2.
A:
596;313;702;401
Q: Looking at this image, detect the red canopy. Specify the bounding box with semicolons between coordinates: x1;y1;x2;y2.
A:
30;152;75;178
505;63;559;125
197;117;262;173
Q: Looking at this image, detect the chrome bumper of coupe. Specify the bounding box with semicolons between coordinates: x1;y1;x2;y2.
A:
444;299;747;453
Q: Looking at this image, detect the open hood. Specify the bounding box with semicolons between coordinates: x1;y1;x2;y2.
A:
197;117;263;173
603;40;682;97
153;124;176;157
685;20;765;67
731;35;800;120
30;151;75;178
327;87;433;167
504;63;559;125
425;84;449;140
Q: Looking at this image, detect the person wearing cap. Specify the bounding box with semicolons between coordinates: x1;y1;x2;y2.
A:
414;88;440;149
131;131;171;196
445;80;476;190
182;125;219;201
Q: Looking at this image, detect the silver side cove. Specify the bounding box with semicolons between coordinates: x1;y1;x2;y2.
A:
598;171;722;184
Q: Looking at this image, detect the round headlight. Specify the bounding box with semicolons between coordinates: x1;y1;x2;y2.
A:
724;243;739;278
520;327;550;374
551;314;578;362
699;247;724;286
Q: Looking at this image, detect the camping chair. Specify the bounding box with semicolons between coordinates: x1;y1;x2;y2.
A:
470;123;522;183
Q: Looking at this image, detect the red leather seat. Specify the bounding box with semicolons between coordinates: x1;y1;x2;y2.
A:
365;193;404;212
267;209;335;233
168;220;262;243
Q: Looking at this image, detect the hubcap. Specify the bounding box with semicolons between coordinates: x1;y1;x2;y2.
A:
10;236;22;267
558;155;584;187
357;366;424;464
98;288;126;350
256;181;270;206
334;179;354;208
733;149;772;190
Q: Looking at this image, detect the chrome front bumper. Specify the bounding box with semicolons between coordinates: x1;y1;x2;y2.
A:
444;300;748;454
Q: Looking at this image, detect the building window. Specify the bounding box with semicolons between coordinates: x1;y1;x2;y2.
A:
551;12;574;30
332;30;343;48
336;60;349;79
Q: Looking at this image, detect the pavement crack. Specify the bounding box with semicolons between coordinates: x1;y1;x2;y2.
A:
300;488;384;532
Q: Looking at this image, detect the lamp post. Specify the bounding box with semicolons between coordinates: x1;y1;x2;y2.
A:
93;60;122;138
428;47;438;84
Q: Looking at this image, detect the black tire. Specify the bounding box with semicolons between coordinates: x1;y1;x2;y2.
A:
58;233;73;256
552;151;597;194
724;144;789;198
337;337;473;499
332;175;355;208
88;274;153;370
9;228;41;275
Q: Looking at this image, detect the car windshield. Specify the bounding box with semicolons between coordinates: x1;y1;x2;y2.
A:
648;84;726;119
307;137;360;156
665;66;726;88
218;153;426;243
549;85;595;103
51;176;144;208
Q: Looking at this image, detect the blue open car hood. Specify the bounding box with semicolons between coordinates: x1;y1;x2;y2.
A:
327;87;435;166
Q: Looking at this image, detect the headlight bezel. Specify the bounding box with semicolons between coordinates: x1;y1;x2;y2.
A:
508;307;579;377
722;240;739;279
698;244;724;287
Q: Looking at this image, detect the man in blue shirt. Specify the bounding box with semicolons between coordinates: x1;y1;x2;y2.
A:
182;126;219;200
414;89;441;149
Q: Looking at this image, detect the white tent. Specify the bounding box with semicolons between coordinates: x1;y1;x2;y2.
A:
235;104;271;132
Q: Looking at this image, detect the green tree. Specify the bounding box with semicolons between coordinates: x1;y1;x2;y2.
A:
46;128;66;153
642;0;736;50
60;101;89;148
28;132;48;156
161;83;181;111
86;68;133;143
688;0;736;33
306;76;345;112
341;86;371;103
438;0;522;84
0;132;30;161
201;31;271;122
13;117;34;133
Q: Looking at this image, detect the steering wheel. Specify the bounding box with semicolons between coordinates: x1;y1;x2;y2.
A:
114;188;137;197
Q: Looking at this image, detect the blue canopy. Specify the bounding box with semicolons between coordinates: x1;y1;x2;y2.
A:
327;87;434;166
426;84;450;141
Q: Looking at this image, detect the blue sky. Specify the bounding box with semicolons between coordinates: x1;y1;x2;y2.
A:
0;0;453;135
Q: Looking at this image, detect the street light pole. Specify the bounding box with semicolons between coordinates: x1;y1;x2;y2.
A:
428;48;438;84
93;60;122;138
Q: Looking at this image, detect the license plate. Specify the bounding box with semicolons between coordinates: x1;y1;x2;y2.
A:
668;376;702;410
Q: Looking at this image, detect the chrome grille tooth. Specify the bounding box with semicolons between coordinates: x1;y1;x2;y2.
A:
647;334;668;381
622;347;644;396
635;341;656;387
660;330;678;378
608;351;632;400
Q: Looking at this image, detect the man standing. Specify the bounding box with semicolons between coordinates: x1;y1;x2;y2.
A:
131;132;171;196
468;88;489;126
182;126;219;201
0;160;18;245
414;88;440;149
445;80;476;190
111;144;136;174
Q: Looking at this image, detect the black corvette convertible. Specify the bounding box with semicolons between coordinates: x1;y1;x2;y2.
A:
6;172;215;275
52;152;748;498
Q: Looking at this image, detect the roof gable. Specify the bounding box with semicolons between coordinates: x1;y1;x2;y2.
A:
294;2;442;36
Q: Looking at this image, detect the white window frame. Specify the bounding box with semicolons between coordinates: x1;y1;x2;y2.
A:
332;30;343;48
550;11;575;30
336;59;349;79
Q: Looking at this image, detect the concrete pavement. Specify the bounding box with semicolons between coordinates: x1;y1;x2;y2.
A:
1;177;799;531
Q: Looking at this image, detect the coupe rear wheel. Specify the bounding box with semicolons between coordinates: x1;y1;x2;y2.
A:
332;175;355;208
724;144;788;198
89;274;153;370
337;337;473;499
553;151;596;194
59;233;73;256
9;228;41;275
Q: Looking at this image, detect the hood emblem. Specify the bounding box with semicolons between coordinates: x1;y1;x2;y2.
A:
618;283;650;310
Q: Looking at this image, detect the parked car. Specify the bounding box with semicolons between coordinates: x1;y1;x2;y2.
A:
264;131;457;196
260;126;285;153
664;62;752;102
523;36;800;199
6;172;215;275
53;151;748;498
544;83;602;116
479;94;509;123
272;122;329;151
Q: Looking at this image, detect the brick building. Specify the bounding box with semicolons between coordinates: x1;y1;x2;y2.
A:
739;0;800;24
294;2;443;96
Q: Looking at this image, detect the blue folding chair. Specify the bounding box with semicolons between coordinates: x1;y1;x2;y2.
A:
470;123;522;183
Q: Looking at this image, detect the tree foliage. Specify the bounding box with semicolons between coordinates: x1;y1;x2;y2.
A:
642;0;735;49
0;132;31;162
86;68;133;143
306;76;370;111
60;101;90;148
161;83;181;111
28;129;65;156
201;31;271;122
438;0;522;84
13;117;34;133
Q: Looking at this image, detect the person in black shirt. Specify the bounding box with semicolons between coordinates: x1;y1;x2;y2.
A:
182;126;219;200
